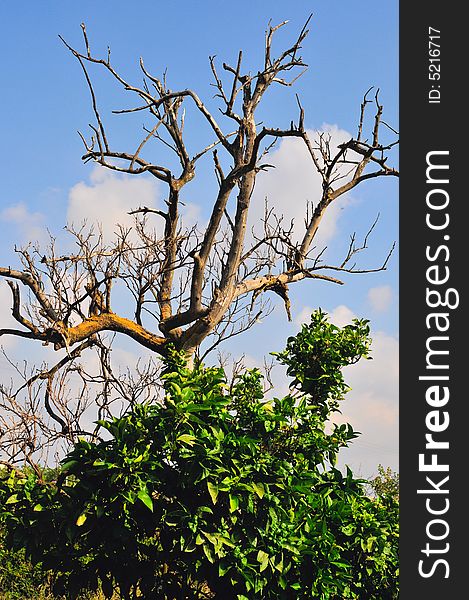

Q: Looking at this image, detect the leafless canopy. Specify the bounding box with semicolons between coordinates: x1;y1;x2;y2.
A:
0;17;398;469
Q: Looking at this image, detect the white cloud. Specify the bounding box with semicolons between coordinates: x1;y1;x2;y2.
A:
181;201;203;230
328;304;357;328
0;202;47;245
67;167;161;243
67;166;204;246
0;282;15;326
295;304;356;328
247;124;355;250
0;282;19;350
293;301;398;477
367;285;393;313
294;305;313;326
336;328;399;477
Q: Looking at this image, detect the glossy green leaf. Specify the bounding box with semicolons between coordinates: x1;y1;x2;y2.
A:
257;549;269;572
203;543;214;564
137;489;153;512
177;433;197;446
252;482;265;498
207;481;219;505
229;494;239;512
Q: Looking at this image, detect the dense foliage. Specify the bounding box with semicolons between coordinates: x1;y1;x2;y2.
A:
0;535;50;600
0;311;398;599
369;465;399;502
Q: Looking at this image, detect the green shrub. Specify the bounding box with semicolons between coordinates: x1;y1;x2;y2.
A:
0;531;52;600
0;310;398;599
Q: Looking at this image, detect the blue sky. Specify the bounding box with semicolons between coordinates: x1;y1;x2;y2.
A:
0;1;398;476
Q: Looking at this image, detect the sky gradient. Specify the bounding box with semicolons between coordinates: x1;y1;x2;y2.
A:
0;1;398;477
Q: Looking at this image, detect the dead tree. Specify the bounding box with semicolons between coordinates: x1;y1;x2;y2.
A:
0;18;398;468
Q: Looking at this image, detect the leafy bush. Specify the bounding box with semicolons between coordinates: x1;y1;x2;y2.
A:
1;523;114;600
0;531;51;600
369;465;399;502
0;310;398;599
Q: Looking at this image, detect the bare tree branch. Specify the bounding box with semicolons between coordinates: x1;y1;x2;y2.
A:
0;18;398;465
